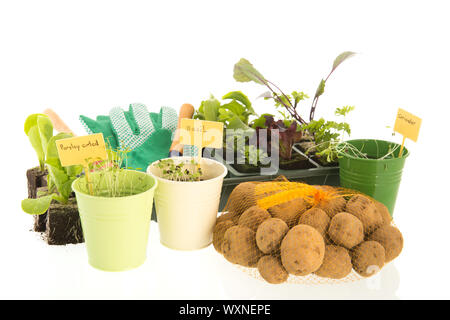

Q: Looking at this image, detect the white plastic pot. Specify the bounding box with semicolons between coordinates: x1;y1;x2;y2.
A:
147;157;227;250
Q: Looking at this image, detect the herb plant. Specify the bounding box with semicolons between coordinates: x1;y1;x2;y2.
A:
226;134;269;166
155;158;203;182
301;106;354;164
194;91;256;130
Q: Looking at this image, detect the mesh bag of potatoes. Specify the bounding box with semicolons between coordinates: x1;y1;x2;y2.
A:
213;178;403;284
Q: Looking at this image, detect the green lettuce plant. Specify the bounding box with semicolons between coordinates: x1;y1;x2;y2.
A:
22;119;83;215
194;91;256;130
24;114;54;171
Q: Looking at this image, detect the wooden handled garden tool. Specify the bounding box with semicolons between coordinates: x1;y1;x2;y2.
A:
169;103;195;157
44;108;75;135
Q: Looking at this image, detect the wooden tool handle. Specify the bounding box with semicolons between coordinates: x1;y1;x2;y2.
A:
169;103;195;155
43;108;74;135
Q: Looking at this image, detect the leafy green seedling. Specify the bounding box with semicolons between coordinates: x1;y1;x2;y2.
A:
194;91;256;131
155;158;203;182
24;113;54;171
21;131;83;215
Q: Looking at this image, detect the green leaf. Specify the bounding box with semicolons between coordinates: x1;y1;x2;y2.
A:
314;79;326;98
37;115;53;155
332;51;356;72
24;113;47;135
335;105;355;116
233;58;266;85
47;165;69;200
251;114;273;129
60;177;76;201
227;115;252;130
220;100;245;118
200;97;221;121
27;126;45;169
46;132;72;159
66;165;83;178
21;194;55;215
222;91;255;114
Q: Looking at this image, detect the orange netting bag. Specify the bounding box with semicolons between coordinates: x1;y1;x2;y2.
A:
213;176;403;285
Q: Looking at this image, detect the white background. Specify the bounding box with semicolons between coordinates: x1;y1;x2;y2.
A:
0;0;448;299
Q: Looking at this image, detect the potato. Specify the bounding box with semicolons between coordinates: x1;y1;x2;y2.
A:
328;212;364;249
216;211;239;225
213;220;235;254
268;197;309;228
226;182;257;216
238;206;271;232
350;241;385;277
373;201;392;226
346;195;383;235
257;255;289;284
317;196;347;218
256;218;289;254
367;225;403;262
315;245;353;279
280;225;325;276
222;225;262;267
297;207;330;237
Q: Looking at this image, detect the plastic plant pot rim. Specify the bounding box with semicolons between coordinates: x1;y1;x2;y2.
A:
72;169;158;200
147;156;228;185
337;139;409;162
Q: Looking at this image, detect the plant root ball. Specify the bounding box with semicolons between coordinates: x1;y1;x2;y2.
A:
367;225;403;262
315;245;353;279
297;207;330;237
268;197;309;228
351;241;385;277
280;225;325;276
317;196;347;218
256;218;289;254
216;212;240;225
346;195;383;235
238;206;271;232
257;255;289;284
328;212;364;249
222;226;262;267
374;201;392;226
213;220;235;254
226;182;257;216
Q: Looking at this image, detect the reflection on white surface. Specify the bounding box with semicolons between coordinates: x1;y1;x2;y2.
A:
1;220;401;299
217;254;400;300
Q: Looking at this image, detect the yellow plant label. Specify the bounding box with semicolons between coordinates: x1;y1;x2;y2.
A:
394;108;422;142
179;119;224;149
56;133;108;167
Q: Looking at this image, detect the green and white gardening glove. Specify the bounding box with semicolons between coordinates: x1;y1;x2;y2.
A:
80;103;178;171
183;145;199;157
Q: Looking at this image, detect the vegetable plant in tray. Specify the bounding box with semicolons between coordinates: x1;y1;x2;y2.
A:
22;114;84;244
232;51;356;169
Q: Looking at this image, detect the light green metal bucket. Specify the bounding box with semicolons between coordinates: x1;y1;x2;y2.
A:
72;170;157;271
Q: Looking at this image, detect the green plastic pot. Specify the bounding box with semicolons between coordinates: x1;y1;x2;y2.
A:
72;170;157;271
338;139;409;216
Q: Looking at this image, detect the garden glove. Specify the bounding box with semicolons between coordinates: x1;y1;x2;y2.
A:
80;103;177;171
183;145;199;157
